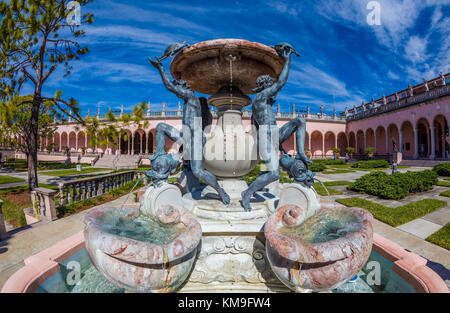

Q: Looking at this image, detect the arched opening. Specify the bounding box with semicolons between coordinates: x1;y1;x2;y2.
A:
417;118;430;158
365;128;375;150
324;132;335;156
54;133;60;152
281;132;295;156
61;132;68;151
69;131;77;152
337;132;348;155
348;132;356;150
311;131;323;157
134;130;145;155
376;126;386;155
433;114;449;159
387;124;399;154
401;121;415;159
120;130;131;155
77;131;85;152
148;132;154;154
356;130;364;155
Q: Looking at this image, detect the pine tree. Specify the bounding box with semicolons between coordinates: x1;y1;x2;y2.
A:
0;0;94;189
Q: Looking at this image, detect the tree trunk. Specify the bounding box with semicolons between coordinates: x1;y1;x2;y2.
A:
27;96;41;190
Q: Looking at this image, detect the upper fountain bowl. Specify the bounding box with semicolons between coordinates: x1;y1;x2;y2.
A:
170;39;285;95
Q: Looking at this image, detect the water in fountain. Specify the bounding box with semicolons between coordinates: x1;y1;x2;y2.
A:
119;176;144;210
98;210;185;245
314;177;336;209
279;208;362;244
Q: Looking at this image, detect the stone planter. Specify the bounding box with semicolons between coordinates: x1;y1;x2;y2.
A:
83;204;202;293
264;204;373;292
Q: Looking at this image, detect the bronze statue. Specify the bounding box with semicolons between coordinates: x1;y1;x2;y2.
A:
241;42;310;211
148;56;230;205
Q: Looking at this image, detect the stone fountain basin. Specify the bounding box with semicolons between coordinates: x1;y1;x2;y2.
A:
265;204;373;291
83;205;202;292
170;38;285;95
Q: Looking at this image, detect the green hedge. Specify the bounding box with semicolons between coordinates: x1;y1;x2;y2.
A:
433;162;450;176
308;162;326;172
312;159;345;165
351;160;389;169
348;170;438;200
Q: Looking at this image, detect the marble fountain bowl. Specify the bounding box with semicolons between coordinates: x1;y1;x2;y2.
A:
83;204;202;293
264;204;373;292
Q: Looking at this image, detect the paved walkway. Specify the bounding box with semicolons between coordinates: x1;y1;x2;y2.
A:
326;179;450;240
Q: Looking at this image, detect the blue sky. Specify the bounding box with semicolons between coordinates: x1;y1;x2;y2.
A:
31;0;450;115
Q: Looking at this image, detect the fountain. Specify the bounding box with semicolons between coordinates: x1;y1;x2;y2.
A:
3;39;447;294
83;39;373;292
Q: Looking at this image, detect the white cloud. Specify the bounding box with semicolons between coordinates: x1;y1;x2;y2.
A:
404;36;429;64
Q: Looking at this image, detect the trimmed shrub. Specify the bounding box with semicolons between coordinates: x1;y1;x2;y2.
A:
433;162;450;176
351;160;389;169
313;159;345;165
348;170;438;200
308;162;326;172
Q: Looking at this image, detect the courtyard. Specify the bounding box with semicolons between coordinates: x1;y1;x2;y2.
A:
0;158;449;292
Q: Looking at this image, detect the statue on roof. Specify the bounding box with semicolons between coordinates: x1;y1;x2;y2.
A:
408;84;413;97
440;72;446;86
423;78;429;92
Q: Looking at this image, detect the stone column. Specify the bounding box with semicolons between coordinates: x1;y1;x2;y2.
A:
308;134;311;152
145;132;149;154
0;200;6;240
140;133;143;154
34;188;58;221
85;133;88;150
322;133;325;158
374;133;377;154
385;132;389;155
128;135;131;155
430;126;436;159
75;133;78;152
59;135;62;152
399;131;403;153
413;128;419;159
131;133;135;155
335;134;338;149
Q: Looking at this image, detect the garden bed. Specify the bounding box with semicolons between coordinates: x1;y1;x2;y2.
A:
426;223;450;250
347;170;438;200
336;197;447;227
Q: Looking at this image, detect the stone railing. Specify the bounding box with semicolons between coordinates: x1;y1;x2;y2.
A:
30;188;58;221
57;170;143;207
347;85;450;122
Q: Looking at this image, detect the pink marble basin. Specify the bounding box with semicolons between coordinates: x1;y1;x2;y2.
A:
170;38;285;95
265;204;373;292
83;204;201;292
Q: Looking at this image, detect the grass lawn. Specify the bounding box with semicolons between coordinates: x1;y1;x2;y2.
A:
445;177;450;181
40;167;111;177
436;181;450;187
440;189;450;197
322;169;355;174
0;175;25;184
4;158;90;171
336;197;447;227
329;164;352;169
312;181;351;196
0;183;60;228
426;223;449;250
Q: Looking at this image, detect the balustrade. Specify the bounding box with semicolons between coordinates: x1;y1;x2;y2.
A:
58;170;139;207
